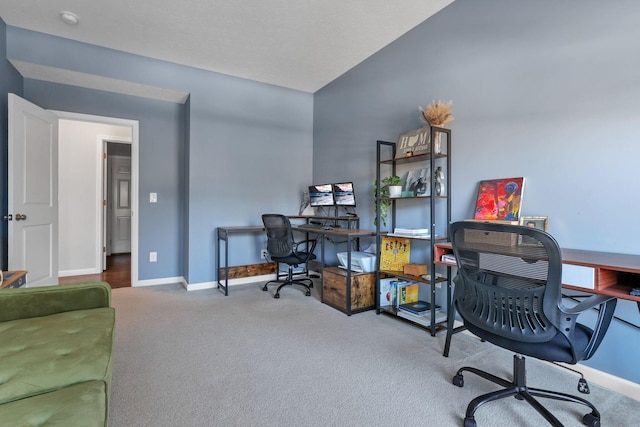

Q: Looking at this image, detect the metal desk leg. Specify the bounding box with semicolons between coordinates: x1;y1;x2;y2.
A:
216;228;229;296
346;235;352;316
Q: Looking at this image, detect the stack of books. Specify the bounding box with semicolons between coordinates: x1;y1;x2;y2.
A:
397;300;446;326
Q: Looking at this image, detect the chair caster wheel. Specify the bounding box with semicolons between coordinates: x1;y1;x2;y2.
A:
274;293;280;299
464;416;476;427
305;290;311;296
452;373;464;387
582;412;600;427
262;286;268;291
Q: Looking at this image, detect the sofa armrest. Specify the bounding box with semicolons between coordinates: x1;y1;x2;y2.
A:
0;282;111;323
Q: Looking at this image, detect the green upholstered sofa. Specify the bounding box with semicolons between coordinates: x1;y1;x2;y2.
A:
0;282;115;427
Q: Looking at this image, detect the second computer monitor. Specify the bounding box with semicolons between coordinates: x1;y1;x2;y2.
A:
333;182;356;207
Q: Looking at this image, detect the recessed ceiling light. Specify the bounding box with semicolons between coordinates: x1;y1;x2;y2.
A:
60;11;79;25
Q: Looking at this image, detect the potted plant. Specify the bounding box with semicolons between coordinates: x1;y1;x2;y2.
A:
373;175;403;227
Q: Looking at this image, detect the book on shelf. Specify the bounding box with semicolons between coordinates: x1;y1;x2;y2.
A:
387;279;410;308
397;308;448;327
398;300;440;315
393;227;430;236
380;236;411;271
397;283;419;306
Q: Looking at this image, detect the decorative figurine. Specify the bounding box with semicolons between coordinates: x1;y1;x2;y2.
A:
434;167;444;196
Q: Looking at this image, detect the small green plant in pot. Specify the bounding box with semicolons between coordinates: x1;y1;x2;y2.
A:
373;175;402;227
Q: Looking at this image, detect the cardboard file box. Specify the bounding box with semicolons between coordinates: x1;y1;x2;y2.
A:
403;263;427;276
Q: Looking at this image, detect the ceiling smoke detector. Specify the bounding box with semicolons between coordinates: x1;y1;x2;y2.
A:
60;11;79;25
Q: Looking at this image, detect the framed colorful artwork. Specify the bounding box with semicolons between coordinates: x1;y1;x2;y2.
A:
473;177;525;221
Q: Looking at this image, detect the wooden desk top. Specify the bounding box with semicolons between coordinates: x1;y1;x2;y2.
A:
435;242;640;273
561;248;640;274
217;226;264;233
293;226;377;237
433;242;640;302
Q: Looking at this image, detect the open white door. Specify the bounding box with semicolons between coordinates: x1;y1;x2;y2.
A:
8;94;59;286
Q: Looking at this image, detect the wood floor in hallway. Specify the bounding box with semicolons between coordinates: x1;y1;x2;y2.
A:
59;254;131;288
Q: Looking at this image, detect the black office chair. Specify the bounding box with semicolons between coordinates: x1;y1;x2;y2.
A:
446;221;616;427
261;214;317;299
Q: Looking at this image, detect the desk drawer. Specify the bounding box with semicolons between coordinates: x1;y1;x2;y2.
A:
562;264;596;289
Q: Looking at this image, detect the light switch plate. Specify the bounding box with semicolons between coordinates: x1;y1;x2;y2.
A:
150;192;157;203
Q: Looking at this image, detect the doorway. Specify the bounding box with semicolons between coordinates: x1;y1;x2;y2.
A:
55;112;139;287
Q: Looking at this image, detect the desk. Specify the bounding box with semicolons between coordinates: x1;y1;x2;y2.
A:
293;226;378;315
434;242;640;355
289;215;360;229
216;226;265;295
216;216;362;296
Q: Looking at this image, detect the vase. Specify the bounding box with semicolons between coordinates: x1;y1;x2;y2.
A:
389;186;402;198
433;130;443;154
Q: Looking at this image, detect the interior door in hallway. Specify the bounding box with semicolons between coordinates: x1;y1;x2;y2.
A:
7;94;59;286
109;155;131;254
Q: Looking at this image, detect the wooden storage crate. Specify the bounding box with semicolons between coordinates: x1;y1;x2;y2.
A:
322;267;375;315
464;220;519;246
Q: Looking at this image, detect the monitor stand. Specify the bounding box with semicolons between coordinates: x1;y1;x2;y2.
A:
333;206;342;227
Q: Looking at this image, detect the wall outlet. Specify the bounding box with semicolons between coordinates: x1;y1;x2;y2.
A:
149;251;157;262
261;249;269;259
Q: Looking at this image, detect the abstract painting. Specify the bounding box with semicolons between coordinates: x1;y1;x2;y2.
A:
473;177;525;221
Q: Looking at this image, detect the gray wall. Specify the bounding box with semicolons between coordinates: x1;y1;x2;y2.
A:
5;26;314;285
313;0;640;382
0;18;23;270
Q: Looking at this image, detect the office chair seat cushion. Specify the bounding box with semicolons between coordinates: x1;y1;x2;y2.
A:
270;252;317;266
464;320;592;363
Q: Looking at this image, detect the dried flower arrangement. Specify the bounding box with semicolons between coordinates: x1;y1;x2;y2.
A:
419;100;454;127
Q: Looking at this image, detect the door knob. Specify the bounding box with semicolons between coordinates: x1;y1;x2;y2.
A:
15;214;27;221
2;214;12;221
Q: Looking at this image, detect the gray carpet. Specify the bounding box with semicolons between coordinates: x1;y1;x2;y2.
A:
109;282;640;426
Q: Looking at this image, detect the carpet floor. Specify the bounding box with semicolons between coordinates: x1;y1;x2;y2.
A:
108;282;640;426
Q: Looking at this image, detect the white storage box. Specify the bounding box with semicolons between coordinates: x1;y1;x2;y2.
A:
337;251;377;273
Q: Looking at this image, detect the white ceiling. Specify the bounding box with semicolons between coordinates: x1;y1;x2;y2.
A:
0;0;453;95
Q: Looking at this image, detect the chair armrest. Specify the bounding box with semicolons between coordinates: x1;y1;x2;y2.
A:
556;294;617;362
0;282;111;323
582;296;617;359
294;238;317;254
564;294;615;315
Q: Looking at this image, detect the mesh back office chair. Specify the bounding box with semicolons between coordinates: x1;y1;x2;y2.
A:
447;221;617;427
262;214;317;299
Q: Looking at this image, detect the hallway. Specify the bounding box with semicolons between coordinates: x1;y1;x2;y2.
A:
59;254;131;288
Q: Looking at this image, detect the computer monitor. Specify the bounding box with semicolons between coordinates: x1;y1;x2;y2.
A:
308;184;335;207
333;182;356;207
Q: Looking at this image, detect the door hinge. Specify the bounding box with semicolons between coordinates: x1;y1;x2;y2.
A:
103;246;106;253
103;152;107;159
103;199;107;206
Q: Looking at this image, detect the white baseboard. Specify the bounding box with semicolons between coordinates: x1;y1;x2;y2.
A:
134;276;186;288
59;268;101;277
185;274;276;292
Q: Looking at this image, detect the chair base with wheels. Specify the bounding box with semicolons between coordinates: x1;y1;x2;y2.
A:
453;354;600;427
262;262;314;299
